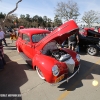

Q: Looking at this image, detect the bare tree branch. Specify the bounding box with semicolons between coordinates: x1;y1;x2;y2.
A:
55;0;80;21
82;10;100;27
0;0;22;31
3;0;22;22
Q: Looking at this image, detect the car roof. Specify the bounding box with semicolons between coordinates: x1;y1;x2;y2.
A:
18;28;50;35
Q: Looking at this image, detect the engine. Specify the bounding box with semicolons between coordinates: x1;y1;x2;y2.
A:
51;49;71;61
51;49;75;73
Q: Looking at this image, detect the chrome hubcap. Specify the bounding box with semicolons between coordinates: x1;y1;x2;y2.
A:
88;47;96;55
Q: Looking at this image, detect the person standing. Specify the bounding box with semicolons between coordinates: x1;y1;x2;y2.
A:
0;28;7;46
68;32;79;51
10;30;17;43
0;42;5;70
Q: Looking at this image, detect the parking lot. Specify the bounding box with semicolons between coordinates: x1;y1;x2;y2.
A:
0;38;100;100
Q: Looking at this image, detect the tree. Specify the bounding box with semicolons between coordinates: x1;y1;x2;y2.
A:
20;14;25;19
6;14;18;28
3;0;22;22
42;16;48;27
55;0;80;21
38;16;44;26
43;16;47;22
32;15;39;27
25;14;31;22
47;18;52;27
0;12;5;19
82;10;100;27
54;15;62;27
0;0;22;31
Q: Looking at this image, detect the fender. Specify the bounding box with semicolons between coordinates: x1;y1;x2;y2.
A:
32;54;58;83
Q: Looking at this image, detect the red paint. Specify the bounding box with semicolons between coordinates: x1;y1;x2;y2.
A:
16;20;80;83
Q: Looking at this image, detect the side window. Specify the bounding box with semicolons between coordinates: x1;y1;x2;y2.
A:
32;34;47;42
22;34;30;42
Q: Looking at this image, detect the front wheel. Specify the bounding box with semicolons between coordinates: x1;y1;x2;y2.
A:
17;47;20;53
16;45;22;53
36;66;45;80
87;46;98;56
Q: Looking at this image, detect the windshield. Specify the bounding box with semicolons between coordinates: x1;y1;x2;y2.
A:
32;33;48;42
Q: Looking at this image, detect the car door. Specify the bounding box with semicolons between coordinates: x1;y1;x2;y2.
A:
22;34;33;59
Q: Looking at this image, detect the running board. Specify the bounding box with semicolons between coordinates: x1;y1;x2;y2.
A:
19;52;32;66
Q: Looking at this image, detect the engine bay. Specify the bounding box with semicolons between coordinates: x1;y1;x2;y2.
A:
46;49;71;61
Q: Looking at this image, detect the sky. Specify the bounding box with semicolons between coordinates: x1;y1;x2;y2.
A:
0;0;100;21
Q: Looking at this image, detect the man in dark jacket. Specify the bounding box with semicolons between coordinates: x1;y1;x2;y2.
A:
0;42;6;70
68;32;79;51
0;42;4;70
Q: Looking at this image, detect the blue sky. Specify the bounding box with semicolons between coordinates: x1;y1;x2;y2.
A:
0;0;100;21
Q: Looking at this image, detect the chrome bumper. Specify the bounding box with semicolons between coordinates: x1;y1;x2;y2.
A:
51;65;80;86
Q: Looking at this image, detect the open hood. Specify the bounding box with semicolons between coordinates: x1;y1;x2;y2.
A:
35;19;79;50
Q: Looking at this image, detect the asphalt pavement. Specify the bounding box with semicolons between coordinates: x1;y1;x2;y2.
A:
0;37;100;100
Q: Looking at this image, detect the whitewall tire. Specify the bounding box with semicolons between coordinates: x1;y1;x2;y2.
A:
36;66;45;80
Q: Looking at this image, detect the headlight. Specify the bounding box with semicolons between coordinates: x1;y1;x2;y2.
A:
76;54;80;62
52;65;59;76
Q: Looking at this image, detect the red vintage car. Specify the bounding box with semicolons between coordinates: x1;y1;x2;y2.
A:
16;19;80;85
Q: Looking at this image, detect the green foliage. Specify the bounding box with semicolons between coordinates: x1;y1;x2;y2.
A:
54;15;62;26
0;12;61;28
0;12;5;19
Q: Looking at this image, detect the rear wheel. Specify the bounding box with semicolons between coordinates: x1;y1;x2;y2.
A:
36;66;45;80
87;46;98;56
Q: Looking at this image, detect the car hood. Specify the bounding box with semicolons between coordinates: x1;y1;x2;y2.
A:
35;19;79;50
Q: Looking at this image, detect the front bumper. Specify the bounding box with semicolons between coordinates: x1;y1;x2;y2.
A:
51;65;80;85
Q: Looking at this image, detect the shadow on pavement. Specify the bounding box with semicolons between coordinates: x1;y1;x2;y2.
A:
0;54;29;100
3;47;17;50
57;59;100;91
